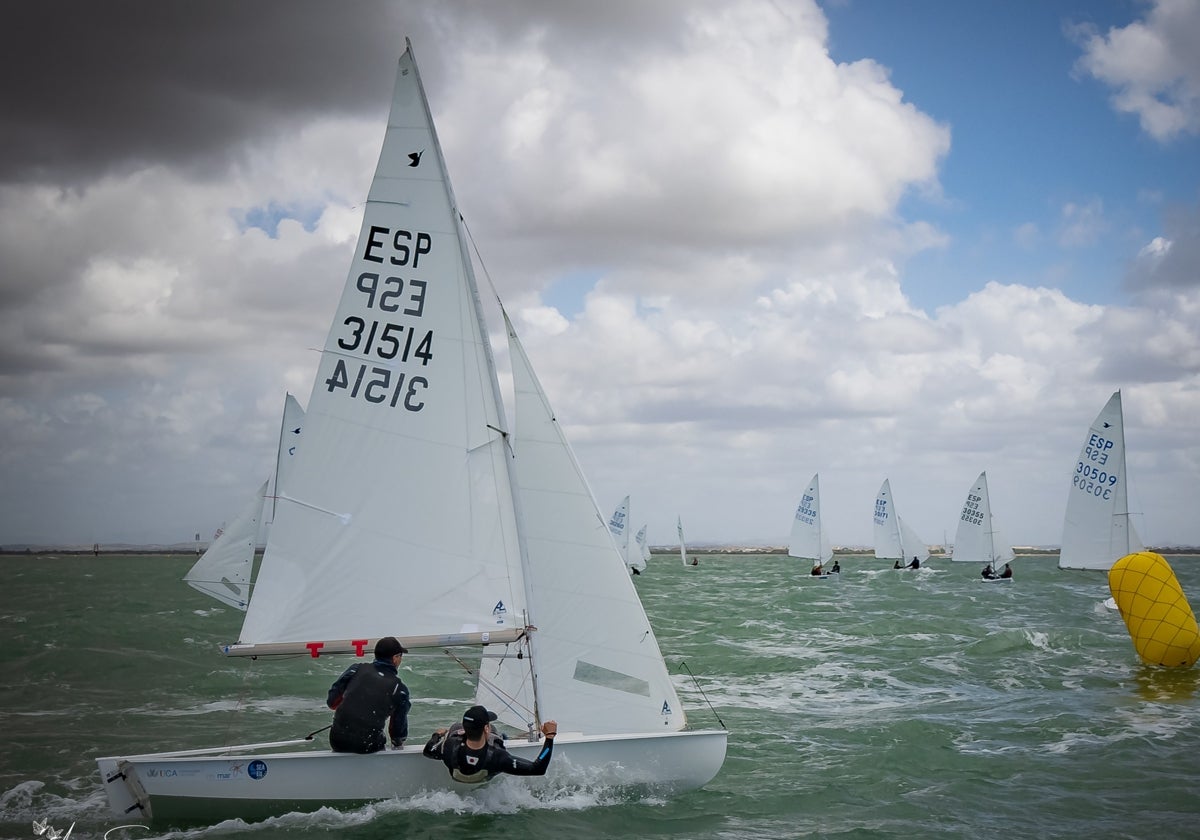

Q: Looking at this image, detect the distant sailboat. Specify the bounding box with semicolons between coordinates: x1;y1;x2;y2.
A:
183;481;267;610
677;516;697;566
1058;391;1144;571
789;473;834;575
635;524;651;567
184;394;306;610
608;495;647;574
873;479;929;567
951;471;1014;580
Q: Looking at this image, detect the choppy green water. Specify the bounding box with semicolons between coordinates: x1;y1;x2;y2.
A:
2;553;1199;839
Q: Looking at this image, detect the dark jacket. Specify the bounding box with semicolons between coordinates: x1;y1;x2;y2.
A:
327;659;410;753
422;725;554;783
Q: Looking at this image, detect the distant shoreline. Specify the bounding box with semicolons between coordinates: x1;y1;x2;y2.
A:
6;546;1197;558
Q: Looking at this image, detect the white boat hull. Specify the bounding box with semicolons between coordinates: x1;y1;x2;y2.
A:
98;729;727;823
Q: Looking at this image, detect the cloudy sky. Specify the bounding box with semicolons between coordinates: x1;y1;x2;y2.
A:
1;0;1198;550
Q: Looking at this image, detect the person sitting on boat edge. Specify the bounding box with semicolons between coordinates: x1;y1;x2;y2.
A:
907;556;920;569
830;560;841;574
326;636;411;754
893;560;903;569
1000;563;1013;579
981;564;996;579
423;705;558;783
811;564;823;576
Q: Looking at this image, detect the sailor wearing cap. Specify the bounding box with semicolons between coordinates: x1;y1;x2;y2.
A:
326;636;411;753
423;705;558;782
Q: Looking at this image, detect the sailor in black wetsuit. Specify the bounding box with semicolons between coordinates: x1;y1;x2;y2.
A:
423;705;557;783
326;636;411;753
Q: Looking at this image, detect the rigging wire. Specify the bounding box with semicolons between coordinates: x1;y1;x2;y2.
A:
678;660;726;730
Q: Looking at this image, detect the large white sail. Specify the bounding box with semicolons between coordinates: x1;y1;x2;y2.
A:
873;478;929;563
1059;391;1144;571
235;48;528;654
952;471;1014;568
788;473;833;566
490;316;685;735
184;480;267;610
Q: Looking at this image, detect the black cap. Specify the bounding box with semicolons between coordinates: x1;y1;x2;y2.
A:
462;704;498;736
374;636;408;660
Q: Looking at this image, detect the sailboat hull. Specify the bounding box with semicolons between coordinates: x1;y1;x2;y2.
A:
97;729;727;823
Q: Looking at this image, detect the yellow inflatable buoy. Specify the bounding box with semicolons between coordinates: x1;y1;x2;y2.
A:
1108;552;1200;667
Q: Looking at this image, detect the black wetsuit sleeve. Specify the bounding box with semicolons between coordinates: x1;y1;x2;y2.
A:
326;664;358;709
388;680;411;745
488;736;555;777
422;732;444;759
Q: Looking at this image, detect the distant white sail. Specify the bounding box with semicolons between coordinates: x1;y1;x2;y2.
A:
608;495;646;573
636;525;651;563
183;481;267;610
873;478;929;563
678;516;695;566
788;473;833;567
1059;391;1143;571
951;471;1014;570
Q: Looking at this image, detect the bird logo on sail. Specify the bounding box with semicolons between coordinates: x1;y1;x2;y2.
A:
408;150;424;168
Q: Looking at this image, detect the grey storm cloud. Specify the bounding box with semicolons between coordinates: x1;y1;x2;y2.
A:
0;0;406;186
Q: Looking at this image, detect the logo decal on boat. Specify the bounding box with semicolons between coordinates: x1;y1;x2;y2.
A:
408;150;424;168
661;701;672;716
248;760;268;780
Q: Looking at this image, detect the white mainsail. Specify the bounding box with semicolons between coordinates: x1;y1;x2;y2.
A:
951;471;1014;570
873;478;929;563
183;480;267;610
1058;390;1143;571
788;473;833;568
234;44;529;655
